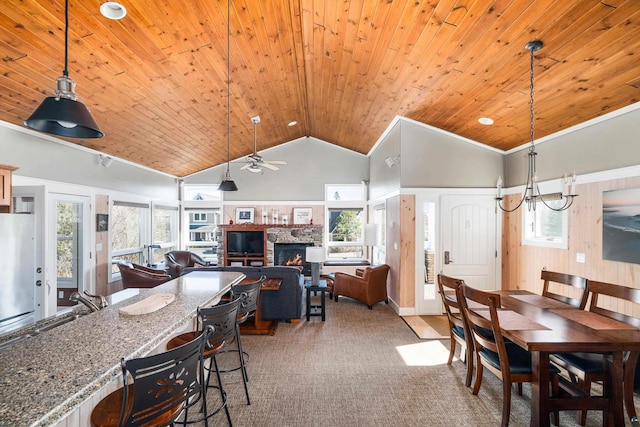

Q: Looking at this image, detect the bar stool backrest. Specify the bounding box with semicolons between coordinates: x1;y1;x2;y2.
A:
198;298;241;351
231;276;265;323
119;326;210;426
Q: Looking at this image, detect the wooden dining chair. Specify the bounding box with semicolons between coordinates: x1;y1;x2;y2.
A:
541;270;589;309
436;274;473;387
458;283;559;427
550;280;640;425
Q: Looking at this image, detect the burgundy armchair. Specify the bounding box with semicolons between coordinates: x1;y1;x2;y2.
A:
117;261;171;289
333;264;390;309
164;251;211;278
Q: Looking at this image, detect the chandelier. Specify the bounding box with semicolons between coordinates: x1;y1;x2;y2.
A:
496;40;577;212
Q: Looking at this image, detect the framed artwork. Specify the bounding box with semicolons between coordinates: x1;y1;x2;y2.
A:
293;207;312;225
603;188;640;265
235;208;255;224
97;214;108;232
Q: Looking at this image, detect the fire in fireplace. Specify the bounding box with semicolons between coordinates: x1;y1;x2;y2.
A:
274;242;314;276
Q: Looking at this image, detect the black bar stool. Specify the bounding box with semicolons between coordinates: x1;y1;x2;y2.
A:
90;326;211;427
217;276;264;405
166;298;241;426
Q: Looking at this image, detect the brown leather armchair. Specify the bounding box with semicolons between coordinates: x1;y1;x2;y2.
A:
164;251;211;278
333;264;390;309
117;261;171;288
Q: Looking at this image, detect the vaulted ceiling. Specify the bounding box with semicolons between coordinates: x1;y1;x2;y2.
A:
1;0;639;177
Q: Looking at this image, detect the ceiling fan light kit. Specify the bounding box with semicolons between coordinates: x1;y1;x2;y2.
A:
496;40;577;213
24;0;103;139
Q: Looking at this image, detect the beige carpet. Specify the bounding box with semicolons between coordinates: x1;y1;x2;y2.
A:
188;297;635;427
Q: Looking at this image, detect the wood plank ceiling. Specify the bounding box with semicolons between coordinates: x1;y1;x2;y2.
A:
0;0;639;177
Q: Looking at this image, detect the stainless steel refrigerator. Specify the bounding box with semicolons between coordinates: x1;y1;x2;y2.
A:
0;214;35;332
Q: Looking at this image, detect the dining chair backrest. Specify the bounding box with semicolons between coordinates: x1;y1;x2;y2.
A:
541;270;589;309
437;274;465;330
458;284;506;363
437;274;474;386
588;280;640;328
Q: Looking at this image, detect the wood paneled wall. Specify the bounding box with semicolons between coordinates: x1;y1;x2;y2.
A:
502;176;640;316
385;194;416;309
95;195;112;296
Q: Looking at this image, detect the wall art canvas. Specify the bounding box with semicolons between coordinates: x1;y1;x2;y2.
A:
603;188;640;265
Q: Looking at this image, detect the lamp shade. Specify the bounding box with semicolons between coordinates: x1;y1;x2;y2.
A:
218;169;238;191
24;96;104;138
218;179;238;192
305;246;325;263
364;223;380;246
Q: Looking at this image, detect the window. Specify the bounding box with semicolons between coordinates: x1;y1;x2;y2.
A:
183;185;221;202
152;205;178;265
523;200;568;249
325;184;366;260
111;201;150;275
185;209;221;264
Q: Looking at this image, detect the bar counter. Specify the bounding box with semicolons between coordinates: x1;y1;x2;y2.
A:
0;270;245;427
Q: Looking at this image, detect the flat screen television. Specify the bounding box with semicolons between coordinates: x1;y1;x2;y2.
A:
226;230;265;256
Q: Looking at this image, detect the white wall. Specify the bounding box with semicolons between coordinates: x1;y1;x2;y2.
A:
504;103;640;186
183;137;369;201
0;122;178;200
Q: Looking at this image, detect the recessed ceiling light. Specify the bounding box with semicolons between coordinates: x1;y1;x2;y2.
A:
100;2;127;20
478;117;494;125
288;121;298;127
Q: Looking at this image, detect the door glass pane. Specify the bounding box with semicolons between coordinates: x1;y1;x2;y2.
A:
57;201;82;288
422;202;436;302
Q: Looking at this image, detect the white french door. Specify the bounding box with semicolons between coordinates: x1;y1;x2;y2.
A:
48;194;91;313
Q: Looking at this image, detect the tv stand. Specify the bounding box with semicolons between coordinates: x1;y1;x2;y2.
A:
223;225;267;266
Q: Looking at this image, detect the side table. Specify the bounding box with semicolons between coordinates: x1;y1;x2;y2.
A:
305;279;327;321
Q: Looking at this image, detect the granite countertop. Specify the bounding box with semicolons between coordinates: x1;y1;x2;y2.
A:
0;270;245;427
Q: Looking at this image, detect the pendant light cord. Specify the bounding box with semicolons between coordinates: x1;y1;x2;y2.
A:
225;0;231;173
63;0;69;77
528;44;535;154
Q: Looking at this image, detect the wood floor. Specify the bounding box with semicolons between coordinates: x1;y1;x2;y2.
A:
402;315;450;339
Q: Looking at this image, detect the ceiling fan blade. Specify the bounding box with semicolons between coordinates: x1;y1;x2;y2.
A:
262;162;279;170
240;163;251;170
267;160;287;165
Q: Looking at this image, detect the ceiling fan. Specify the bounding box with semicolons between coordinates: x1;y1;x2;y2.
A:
240;116;287;173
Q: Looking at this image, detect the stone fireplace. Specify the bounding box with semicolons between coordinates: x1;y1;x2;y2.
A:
274;242;314;275
216;225;323;267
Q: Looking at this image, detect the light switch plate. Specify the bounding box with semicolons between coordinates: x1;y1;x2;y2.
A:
576;253;586;263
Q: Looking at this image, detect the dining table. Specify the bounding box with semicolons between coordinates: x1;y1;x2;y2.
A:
489;289;640;427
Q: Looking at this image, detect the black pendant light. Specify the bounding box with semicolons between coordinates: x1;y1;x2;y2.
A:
218;0;238;191
24;0;103;138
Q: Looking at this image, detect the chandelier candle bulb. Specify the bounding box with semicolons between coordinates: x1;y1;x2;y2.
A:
496;176;503;198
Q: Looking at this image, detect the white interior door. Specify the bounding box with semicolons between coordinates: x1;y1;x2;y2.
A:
441;194;497;290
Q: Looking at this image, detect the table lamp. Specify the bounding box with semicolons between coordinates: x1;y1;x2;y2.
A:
305;246;325;286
